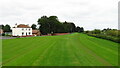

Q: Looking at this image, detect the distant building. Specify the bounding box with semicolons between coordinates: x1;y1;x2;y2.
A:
12;24;32;36
32;30;41;36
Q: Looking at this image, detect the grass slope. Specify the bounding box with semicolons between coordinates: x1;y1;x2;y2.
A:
2;33;118;66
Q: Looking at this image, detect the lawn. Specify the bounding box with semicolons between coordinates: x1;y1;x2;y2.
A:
2;33;118;66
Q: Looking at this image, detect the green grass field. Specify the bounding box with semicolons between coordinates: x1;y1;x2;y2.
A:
2;33;118;66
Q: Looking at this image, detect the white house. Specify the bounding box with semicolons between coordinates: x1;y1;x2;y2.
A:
12;24;32;36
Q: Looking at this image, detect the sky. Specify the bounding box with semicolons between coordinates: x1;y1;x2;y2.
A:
0;0;119;30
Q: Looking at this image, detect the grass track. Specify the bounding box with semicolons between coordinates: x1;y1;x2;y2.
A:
2;33;118;66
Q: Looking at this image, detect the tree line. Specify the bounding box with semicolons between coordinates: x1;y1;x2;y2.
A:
37;16;84;35
0;16;84;35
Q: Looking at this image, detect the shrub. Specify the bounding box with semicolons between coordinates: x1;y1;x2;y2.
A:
2;33;5;36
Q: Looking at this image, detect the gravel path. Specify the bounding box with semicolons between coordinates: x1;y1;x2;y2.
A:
0;36;17;39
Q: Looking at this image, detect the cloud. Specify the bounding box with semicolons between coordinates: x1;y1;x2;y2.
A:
0;0;119;30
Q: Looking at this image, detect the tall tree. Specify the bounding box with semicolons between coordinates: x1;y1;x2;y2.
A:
3;24;11;32
80;27;84;32
63;21;76;33
0;24;4;29
31;24;37;29
48;16;60;33
38;16;50;34
75;26;81;32
75;26;84;32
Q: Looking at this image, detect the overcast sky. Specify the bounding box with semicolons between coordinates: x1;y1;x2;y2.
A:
0;0;119;30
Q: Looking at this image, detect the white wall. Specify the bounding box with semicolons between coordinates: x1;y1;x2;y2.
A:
12;28;32;36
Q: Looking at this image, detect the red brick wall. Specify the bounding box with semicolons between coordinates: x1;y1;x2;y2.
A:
52;33;70;35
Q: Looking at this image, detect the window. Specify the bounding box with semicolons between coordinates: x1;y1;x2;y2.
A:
29;32;31;35
22;28;24;30
26;28;27;30
22;32;24;35
29;28;31;31
26;32;27;35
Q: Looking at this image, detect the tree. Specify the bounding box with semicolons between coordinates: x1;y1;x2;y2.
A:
84;30;90;34
31;24;37;29
92;29;101;34
3;24;11;32
48;16;60;33
38;16;50;34
80;27;84;32
38;16;64;34
75;26;80;32
0;24;4;29
75;26;84;32
38;15;84;34
63;21;76;33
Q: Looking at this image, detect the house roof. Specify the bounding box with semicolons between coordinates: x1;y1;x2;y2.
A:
17;24;30;28
32;30;40;34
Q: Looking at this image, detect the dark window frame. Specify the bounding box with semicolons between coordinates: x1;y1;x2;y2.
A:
26;32;27;35
22;32;24;35
29;32;31;35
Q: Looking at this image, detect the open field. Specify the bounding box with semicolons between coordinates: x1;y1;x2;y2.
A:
2;33;118;66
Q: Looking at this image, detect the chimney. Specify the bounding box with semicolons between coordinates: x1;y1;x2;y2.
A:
15;23;17;28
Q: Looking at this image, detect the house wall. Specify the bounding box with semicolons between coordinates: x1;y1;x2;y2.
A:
12;28;32;36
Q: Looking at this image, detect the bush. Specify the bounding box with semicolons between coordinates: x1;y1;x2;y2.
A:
2;33;5;36
85;29;120;43
86;33;120;43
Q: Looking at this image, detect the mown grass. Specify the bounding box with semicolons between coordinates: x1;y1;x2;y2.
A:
0;39;2;66
2;33;118;66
